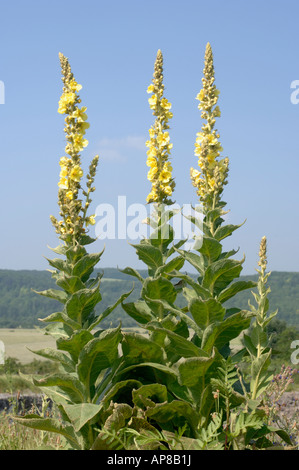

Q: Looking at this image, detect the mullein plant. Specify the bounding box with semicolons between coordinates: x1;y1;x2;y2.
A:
114;44;289;449
14;53;133;450
244;236;278;402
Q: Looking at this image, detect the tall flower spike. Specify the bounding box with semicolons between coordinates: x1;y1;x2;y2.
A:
51;53;98;242
146;50;175;204
190;43;229;206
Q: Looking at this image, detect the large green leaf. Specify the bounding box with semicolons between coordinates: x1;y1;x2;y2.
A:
13;414;81;449
198;237;222;263
65;286;102;324
57;329;94;363
175;250;204;275
213;222;245;241
72;251;104;282
189;298;225;329
141;277;177;309
131;242;163;271
201;311;252;353
202;258;244;294
88;288;134;331
32;373;86;403
217;280;257;304
132;383;168;409
178;349;216;387
62;403;102;432
34;288;68;304
27;347;74;369
121;300;154;325
145;401;198;433
147;325;203;359
121;332;164;365
56;275;86;294
77;326;122;391
39;311;81;330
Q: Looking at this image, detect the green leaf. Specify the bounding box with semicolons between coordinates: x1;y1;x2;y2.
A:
27;347;74;368
149;222;174;249
62;403;102;432
132;383;168;408
103;379;143;405
198;237;222;263
13;414;81;449
33;288;68;303
56;275;86;294
77;326;122;391
147;325;203;359
213;221;245;241
117;362;179;382
57;329;94;363
119;266;144;283
121;332;164;365
141;277;177;307
189;298;225;329
201;311;252;353
45;257;71;274
202;258;244;294
217;280;257;303
65;286;102;324
131;242;163;271
145;401;198;433
72;251;104;282
121;300;154;325
175;250;204;275
155;256;185;276
143;297;202;337
33;373;86;403
39;311;81;330
88;288;134;331
178;350;216;387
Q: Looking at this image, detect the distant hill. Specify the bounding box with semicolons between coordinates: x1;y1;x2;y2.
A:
0;268;298;328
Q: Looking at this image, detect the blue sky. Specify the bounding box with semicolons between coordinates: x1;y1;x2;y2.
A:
0;0;298;275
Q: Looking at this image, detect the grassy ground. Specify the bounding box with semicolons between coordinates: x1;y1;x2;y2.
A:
0;328;56;364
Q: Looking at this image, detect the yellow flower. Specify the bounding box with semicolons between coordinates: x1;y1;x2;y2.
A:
147;166;158;182
161;98;171;110
70;165;83;182
159;169;172;183
196;89;205;101
73;135;88;152
146;147;157;159
146;189;158;203
72;106;88;122
147;84;155;93
69;79;82;92
157;131;170;147
58;91;76;114
163;186;172;196
86;215;96;226
66;190;74;200
59;165;68;178
146;155;157;167
58;177;68;189
59;156;69;166
148;94;158;109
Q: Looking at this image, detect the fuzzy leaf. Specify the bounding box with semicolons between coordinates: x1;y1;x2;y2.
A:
189;298;226;329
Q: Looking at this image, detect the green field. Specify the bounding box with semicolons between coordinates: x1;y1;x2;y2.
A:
0;328;56;363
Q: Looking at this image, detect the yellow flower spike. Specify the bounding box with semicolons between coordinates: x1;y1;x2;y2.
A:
145;49;175;205
191;43;229;204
